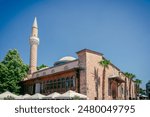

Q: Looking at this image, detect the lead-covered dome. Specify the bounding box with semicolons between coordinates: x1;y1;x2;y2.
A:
54;56;76;66
59;56;76;61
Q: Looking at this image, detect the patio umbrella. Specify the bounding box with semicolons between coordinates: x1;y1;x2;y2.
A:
22;94;32;99
43;92;61;99
141;94;148;98
55;90;87;100
30;93;45;99
0;91;21;100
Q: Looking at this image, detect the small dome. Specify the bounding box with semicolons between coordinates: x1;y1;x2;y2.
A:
54;56;76;66
59;56;76;61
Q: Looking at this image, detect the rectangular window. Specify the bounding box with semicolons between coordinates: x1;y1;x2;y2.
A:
50;81;53;89
66;78;69;89
43;81;46;93
46;81;49;90
70;78;73;87
58;79;61;88
54;80;57;89
62;78;65;88
73;77;75;87
40;82;43;93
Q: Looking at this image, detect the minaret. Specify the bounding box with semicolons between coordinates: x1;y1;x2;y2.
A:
29;17;39;74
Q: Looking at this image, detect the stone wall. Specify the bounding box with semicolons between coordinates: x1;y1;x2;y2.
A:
77;49;136;100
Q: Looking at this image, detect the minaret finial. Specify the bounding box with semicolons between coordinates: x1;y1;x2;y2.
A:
32;17;38;28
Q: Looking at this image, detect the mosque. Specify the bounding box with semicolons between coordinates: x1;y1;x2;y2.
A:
22;18;136;100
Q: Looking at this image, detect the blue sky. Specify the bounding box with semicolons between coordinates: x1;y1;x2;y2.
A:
0;0;150;89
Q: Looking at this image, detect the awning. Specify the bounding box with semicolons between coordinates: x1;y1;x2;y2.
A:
109;75;125;83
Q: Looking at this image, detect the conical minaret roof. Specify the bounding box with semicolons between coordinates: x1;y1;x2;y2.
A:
32;17;38;28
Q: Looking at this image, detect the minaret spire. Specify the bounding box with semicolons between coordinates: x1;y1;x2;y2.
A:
32;17;38;28
29;17;40;74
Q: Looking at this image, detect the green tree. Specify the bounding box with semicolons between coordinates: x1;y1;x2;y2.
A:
0;49;27;94
124;72;136;99
124;76;127;100
139;88;146;95
135;79;142;97
0;62;9;93
99;59;110;100
37;64;48;70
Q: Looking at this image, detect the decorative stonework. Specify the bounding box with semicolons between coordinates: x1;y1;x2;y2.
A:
30;36;39;45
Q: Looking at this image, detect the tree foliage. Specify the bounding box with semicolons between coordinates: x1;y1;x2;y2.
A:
135;79;142;85
99;59;111;100
124;72;136;99
139;88;146;95
99;59;110;68
37;64;48;70
124;72;136;80
0;49;28;94
135;79;142;96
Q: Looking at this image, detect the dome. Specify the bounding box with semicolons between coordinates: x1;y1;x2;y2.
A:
54;56;76;66
59;56;76;61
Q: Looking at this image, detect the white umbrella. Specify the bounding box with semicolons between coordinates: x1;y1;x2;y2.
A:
55;90;87;100
0;91;21;100
43;92;61;99
141;95;148;98
22;94;32;99
30;93;45;99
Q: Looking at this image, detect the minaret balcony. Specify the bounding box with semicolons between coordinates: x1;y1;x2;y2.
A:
30;36;39;45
